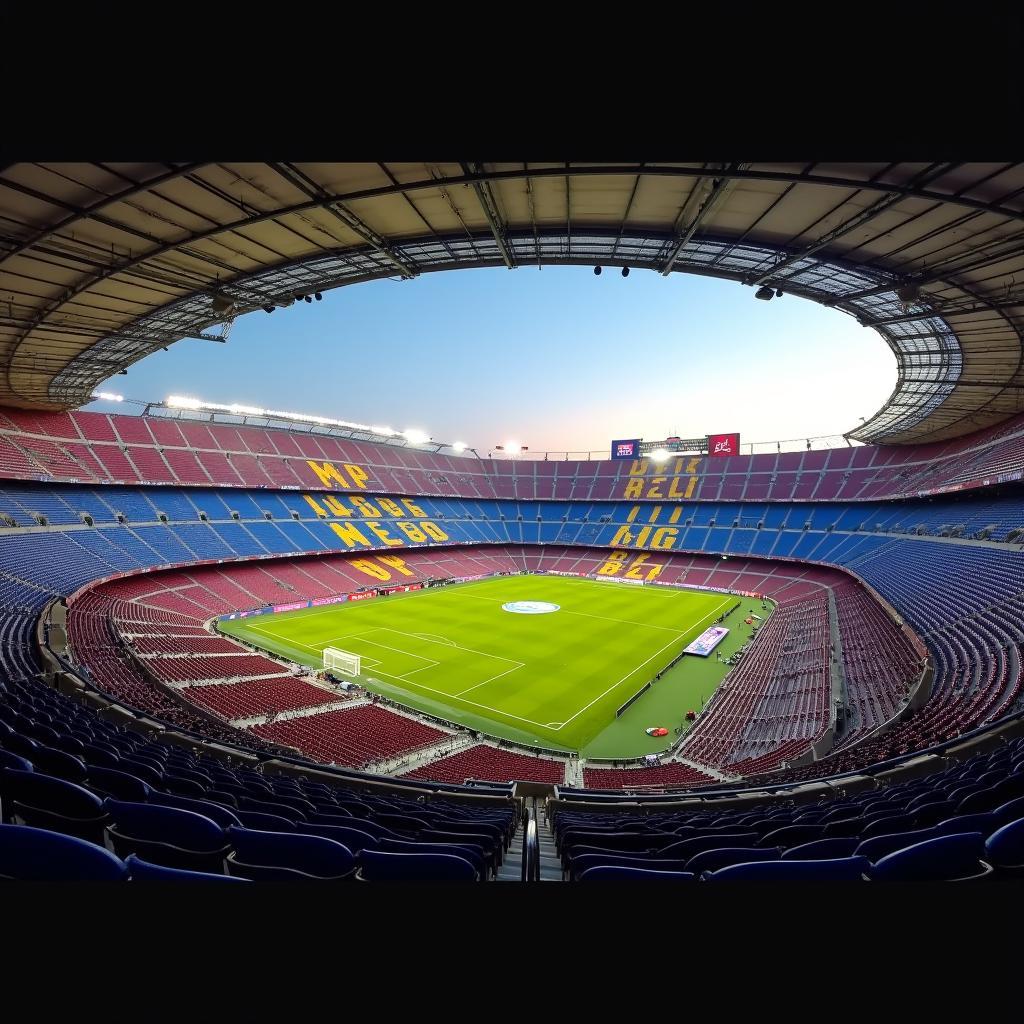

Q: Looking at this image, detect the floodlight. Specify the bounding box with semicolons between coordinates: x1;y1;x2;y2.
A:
91;391;123;402
452;441;468;453
263;305;275;313
622;267;630;278
594;265;602;276
314;292;323;301
649;449;671;463
755;285;775;300
403;429;430;445
504;442;522;455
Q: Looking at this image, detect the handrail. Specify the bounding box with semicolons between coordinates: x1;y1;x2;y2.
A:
521;805;540;882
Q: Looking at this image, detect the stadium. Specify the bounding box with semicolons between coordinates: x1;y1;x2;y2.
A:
1;160;1023;883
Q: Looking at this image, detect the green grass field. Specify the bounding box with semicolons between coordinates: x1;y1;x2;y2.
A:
218;575;767;758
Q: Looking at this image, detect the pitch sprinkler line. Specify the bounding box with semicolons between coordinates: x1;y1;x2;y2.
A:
552;596;736;732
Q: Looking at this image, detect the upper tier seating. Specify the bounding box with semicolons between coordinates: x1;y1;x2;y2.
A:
1;407;1023;502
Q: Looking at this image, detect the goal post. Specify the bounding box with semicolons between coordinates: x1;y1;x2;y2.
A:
323;647;361;677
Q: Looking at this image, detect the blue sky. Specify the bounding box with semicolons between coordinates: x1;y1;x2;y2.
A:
92;267;896;454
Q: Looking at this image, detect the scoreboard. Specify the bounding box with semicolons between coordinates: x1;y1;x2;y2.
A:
610;433;741;459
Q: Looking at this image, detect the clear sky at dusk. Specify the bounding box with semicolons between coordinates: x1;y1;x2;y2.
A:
91;266;896;454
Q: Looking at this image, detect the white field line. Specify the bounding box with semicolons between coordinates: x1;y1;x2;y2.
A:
448;589;689;633
242;577;502;626
552;596;735;731
455;662;525;697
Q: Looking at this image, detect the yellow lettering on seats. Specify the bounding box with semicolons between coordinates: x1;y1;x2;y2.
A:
303;494;328;517
350;559;391;581
350;496;381;518
307;461;350;488
635;525;652;548
625;553;651;579
646;479;665;499
344;464;368;489
365;521;403;546
395;521;428;542
323;495;352;517
377;498;404;517
421;521;449;541
328;522;372;548
669;506;683;524
623;479;644;499
626;505;641;523
645;562;664;581
609;525;635;547
687;457;700;474
648;505;662;523
379;555;415;576
651;527;678;550
668;476;688;499
401;498;427;517
596;551;628;575
684;476;698;499
628;459;648;476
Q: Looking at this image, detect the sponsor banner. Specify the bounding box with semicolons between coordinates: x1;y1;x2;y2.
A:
272;600;308;614
998;471;1023;484
707;432;740;457
219;606;274;621
311;594;349;608
348;590;378;602
451;573;490;583
593;575;644;585
684;625;730;657
610;438;642;460
380;583;423;595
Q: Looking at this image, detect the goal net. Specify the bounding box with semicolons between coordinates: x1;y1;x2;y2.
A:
323;647;361;677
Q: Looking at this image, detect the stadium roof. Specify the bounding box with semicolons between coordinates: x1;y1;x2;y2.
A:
1;161;1022;443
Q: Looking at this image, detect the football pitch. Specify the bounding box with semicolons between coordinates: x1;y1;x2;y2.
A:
218;575;761;758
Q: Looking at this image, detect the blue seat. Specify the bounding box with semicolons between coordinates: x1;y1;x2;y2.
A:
298;823;380;854
860;813;916;840
993;796;1024;828
377;838;485;879
147;793;243;829
234;811;296;832
85;766;152;802
869;833;992;881
855;827;944;863
781;838;860;861
756;825;825;848
567;853;691;880
125;854;249;883
226;827;356;881
660;832;760;859
0;749;33;773
932;812;998;837
104;800;229;872
0;824;128;881
578;866;695;881
0;768;107;842
357;849;477;882
80;745;121;769
984;817;1024;876
685;847;782;874
909;801;959;828
702;857;871;881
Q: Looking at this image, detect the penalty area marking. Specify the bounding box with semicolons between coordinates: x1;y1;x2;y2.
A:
410;633;456;645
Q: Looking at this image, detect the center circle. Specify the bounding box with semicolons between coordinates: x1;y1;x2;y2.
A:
502;601;561;615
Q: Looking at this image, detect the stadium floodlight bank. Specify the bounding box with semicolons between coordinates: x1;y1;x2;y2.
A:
323;647;361;677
